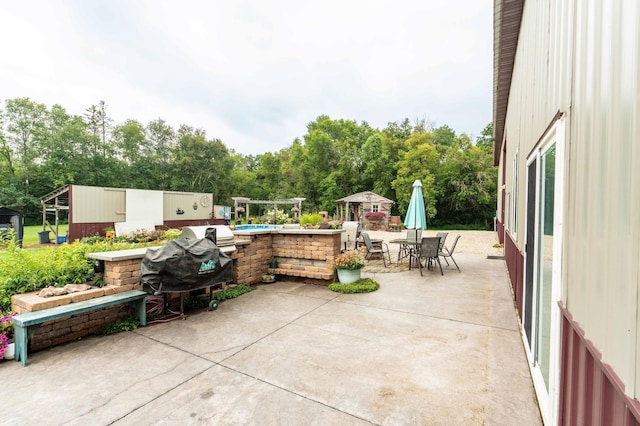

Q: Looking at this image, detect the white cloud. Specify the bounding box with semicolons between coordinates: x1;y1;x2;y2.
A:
0;0;493;155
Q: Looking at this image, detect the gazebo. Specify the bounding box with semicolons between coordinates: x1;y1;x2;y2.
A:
335;191;394;229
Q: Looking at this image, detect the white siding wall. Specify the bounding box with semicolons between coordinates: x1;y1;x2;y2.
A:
502;0;640;396
163;192;213;221
567;0;640;397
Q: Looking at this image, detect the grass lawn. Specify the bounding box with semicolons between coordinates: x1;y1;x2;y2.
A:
22;224;69;246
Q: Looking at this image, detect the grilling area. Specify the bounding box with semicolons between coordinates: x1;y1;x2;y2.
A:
10;225;342;354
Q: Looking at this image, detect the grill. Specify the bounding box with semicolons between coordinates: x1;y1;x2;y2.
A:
180;225;236;254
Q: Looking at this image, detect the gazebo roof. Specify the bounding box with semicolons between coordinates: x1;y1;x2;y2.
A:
335;191;394;204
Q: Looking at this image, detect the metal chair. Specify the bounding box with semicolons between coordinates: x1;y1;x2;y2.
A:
400;229;422;262
439;234;461;272
361;232;391;267
435;232;449;252
409;237;443;276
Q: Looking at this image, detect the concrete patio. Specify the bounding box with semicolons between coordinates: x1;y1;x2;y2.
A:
0;241;542;425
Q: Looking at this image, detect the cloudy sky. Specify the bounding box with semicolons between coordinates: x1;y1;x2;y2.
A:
0;0;493;155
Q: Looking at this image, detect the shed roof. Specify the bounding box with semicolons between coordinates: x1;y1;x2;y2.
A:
335;191;394;204
0;206;21;215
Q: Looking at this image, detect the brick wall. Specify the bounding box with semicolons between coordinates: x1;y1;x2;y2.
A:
28;305;131;352
268;231;340;283
12;229;343;354
232;233;273;285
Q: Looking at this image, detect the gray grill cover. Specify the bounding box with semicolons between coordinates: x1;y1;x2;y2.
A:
141;231;233;294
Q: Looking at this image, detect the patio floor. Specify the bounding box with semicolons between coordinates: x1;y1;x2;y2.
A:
0;251;541;425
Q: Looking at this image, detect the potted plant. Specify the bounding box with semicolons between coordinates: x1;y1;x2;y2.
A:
269;256;278;268
104;226;115;240
333;249;365;284
364;211;386;221
0;312;16;360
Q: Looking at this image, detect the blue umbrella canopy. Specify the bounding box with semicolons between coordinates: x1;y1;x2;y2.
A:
403;179;427;230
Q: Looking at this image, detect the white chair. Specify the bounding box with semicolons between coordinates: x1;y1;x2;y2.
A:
341;221;361;251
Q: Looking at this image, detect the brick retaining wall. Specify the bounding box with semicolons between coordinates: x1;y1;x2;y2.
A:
11;229;344;354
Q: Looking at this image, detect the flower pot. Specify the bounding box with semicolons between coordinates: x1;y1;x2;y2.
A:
3;341;15;360
336;268;362;284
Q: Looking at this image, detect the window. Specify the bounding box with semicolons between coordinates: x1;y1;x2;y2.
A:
372;204;380;212
511;150;519;236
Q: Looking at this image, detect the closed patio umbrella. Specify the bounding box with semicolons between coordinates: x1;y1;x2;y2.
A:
404;179;427;230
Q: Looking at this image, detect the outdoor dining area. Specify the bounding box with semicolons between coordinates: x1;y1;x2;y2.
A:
341;180;462;275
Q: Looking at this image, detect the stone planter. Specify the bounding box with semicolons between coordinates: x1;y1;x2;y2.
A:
336;268;362;284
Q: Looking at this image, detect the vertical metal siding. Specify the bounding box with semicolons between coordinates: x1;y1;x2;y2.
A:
500;0;640;417
70;185;125;223
504;231;524;317
567;0;640;397
163;192;214;221
559;306;640;425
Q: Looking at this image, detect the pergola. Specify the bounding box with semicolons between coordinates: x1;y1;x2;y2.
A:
231;197;306;224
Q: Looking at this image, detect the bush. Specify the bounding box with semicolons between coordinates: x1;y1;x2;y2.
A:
212;285;253;301
300;213;324;226
328;278;379;293
98;317;140;335
0;231;179;312
0;239;97;311
261;208;289;224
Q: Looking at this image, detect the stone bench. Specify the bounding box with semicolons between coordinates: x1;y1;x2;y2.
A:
12;290;147;367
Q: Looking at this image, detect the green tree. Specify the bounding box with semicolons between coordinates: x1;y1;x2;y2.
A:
392;133;440;219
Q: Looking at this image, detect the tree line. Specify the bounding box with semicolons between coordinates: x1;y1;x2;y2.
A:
0;97;497;228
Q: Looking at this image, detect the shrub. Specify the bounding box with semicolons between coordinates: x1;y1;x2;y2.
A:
211;285;253;301
300;213;324;226
261;208;289;224
98;317;140;335
328;278;379;293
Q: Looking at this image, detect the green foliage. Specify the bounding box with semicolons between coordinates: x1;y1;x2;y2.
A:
162;228;182;240
261;208;289;224
211;285;253;301
0;240;96;311
300;213;324;226
0;232;170;311
1;95;497;231
328;278;380;293
98;317;140;335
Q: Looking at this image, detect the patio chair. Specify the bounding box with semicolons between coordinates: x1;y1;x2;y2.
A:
400;229;422;261
389;216;401;232
341;221;361;251
361;232;391;267
435;232;449;252
439;234;461;272
409;237;443;276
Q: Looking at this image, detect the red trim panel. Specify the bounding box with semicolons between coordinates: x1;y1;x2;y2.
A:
504;231;524;318
496;220;505;244
559;305;640;425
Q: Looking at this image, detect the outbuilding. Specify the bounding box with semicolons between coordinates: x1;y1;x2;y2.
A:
0;206;24;246
41;185;228;243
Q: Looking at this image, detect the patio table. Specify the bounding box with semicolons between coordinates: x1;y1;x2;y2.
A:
389;238;418;265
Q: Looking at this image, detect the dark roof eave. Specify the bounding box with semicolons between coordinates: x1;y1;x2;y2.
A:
493;0;525;165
